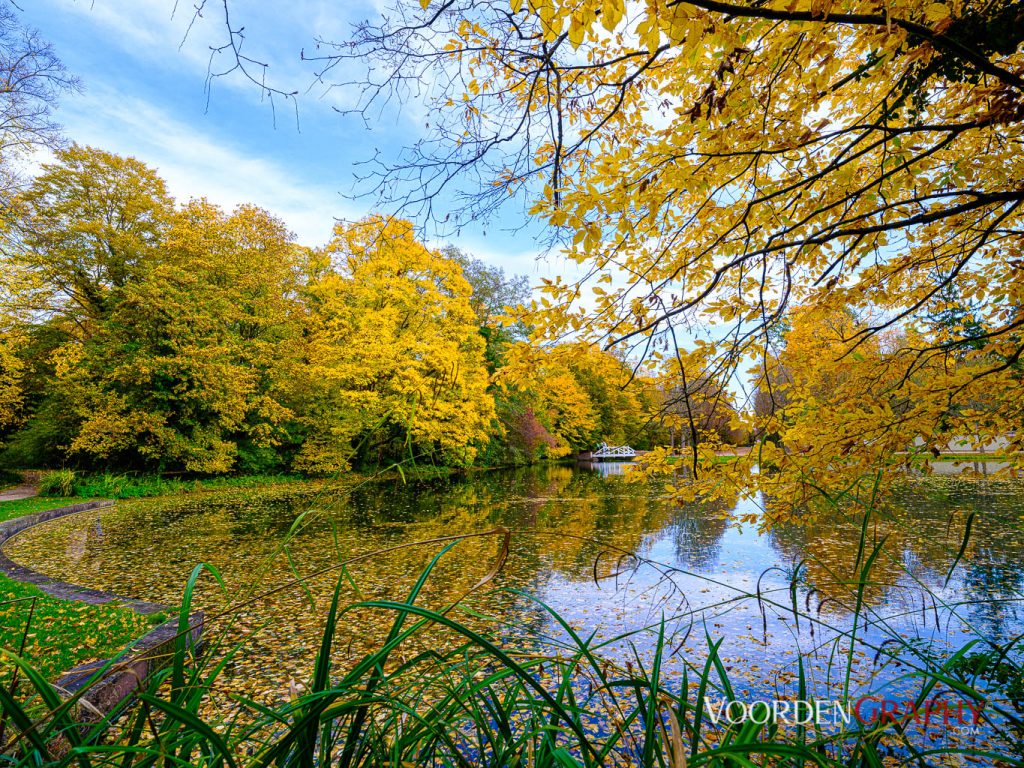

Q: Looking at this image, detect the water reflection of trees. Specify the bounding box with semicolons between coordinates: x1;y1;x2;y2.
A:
271;465;739;614
765;481;1024;634
667;500;732;571
900;481;1024;643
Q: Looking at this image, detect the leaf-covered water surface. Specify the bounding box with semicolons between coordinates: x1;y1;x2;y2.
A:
5;465;1024;754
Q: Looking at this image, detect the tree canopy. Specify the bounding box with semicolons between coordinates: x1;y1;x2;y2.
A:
0;146;670;474
277;0;1024;507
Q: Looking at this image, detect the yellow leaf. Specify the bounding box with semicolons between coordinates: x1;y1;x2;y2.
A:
923;2;950;22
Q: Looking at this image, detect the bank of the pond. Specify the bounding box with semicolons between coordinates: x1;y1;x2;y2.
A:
0;468;464;682
0;476;340;681
36;470;311;500
30;462;543;501
0;496;156;680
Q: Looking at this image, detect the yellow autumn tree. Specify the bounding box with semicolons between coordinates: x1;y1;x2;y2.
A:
0;326;23;435
0;258;38;441
496;342;660;457
635;302;1020;523
318;0;1024;508
4;145;306;472
0;146;175;466
293;216;495;472
562;343;647;446
741;306;906;518
54;199;304;473
11;144;172;324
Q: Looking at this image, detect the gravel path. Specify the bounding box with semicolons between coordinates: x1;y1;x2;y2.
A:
0;485;37;502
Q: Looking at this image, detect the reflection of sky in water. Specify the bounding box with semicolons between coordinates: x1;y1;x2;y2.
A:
6;465;1024;750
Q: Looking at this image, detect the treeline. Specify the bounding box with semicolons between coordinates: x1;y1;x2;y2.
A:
0;145;669;475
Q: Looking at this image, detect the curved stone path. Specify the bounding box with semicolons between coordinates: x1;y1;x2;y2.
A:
0;500;167;613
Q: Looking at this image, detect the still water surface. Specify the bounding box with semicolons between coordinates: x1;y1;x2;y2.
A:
7;464;1024;749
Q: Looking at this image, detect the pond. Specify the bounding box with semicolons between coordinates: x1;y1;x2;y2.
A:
7;464;1024;754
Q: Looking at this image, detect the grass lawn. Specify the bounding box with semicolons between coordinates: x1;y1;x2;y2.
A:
39;470;307;500
0;495;92;523
0;495;154;680
932;453;1014;461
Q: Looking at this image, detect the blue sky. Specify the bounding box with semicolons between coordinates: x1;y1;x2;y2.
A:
20;0;557;279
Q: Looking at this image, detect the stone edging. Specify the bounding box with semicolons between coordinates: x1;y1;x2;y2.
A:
55;614;204;721
0;500;167;614
0;500;204;718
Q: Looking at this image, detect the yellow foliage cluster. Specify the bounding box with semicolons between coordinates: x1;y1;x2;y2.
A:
0;327;24;432
497;341;653;458
293;216;495;472
0;148;504;473
400;0;1024;511
653;304;1022;523
41;195;302;473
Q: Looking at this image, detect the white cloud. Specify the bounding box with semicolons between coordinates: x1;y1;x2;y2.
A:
60;86;363;246
54;0;372;113
58;0;214;71
35;0;543;263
